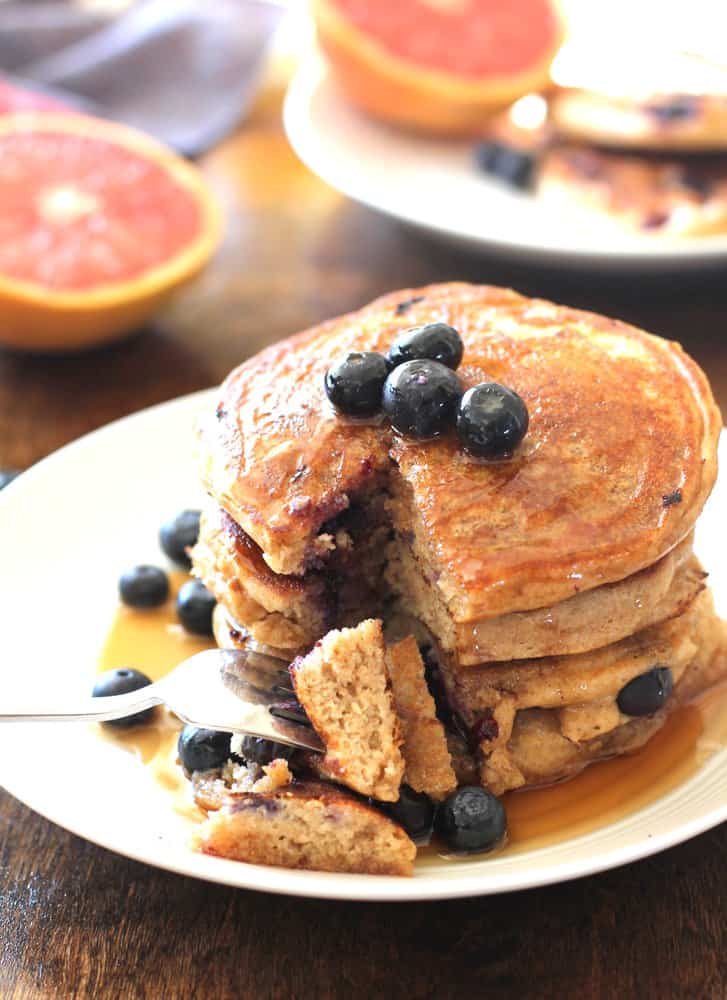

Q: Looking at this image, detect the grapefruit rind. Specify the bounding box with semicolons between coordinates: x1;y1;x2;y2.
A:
0;113;223;351
312;0;564;135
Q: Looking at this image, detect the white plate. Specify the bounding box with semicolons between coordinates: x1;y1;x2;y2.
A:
283;56;727;271
1;389;726;901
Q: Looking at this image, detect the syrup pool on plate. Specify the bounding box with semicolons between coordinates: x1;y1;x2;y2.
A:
96;580;727;861
96;571;214;820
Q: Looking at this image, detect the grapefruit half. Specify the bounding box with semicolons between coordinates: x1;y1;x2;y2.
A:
0;113;222;352
312;0;564;135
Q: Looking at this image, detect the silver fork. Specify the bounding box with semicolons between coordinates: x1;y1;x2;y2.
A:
0;647;323;752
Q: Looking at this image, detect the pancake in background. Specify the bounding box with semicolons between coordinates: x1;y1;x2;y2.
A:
538;145;727;236
550;46;727;152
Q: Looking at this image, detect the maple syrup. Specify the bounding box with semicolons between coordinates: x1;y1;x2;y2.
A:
95;573;213;821
96;581;727;861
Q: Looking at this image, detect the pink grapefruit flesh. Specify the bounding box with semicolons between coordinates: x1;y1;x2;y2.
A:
0;129;204;292
330;0;562;79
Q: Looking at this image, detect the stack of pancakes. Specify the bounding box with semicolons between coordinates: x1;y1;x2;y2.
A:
193;283;725;797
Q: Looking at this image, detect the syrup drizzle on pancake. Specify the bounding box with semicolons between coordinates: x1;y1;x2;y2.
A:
95;587;727;863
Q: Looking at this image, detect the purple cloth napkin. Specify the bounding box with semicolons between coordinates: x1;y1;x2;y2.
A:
0;0;283;156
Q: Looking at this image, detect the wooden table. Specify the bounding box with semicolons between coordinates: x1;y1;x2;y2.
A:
2;90;727;1000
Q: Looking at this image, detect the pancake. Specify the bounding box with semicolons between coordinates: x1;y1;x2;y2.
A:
194;500;391;651
199;284;720;623
211;589;727;798
508;612;727;790
387;534;705;664
538;145;727;236
194;505;329;649
551;88;727;153
194;780;416;876
289;619;405;802
202;498;705;663
439;589;726;795
549;48;727;153
385;636;457;801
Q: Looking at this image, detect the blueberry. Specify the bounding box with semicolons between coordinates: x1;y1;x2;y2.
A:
176;579;216;635
382;785;436;845
119;565;169;608
382;359;462;439
92;668;155;727
234;735;295;765
457;383;529;459
159;509;201;569
475;140;536;190
475;139;505;173
435;786;507;854
679;170;713;199
469;712;499;751
646;97;698;123
388;322;463;371
617;666;673;717
0;469;19;490
178;725;231;772
324;351;389;418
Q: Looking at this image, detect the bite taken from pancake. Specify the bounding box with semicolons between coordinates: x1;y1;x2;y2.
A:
189;282;726;875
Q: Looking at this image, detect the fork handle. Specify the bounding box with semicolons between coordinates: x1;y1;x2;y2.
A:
0;689;164;724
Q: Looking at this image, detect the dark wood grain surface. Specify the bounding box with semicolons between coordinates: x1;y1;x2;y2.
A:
2;90;727;1000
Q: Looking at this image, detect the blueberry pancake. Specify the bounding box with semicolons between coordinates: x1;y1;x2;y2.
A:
189;283;725;870
194;780;417;876
442;588;724;794
538;146;727;237
549;49;727;153
196;283;719;644
551;89;727;154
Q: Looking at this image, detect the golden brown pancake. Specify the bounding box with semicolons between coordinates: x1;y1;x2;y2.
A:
201;498;705;663
441;589;726;795
199;284;720;621
194;500;390;651
387;532;704;664
194;780;416;876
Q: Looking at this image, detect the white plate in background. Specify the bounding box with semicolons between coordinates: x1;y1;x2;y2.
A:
283;56;727;272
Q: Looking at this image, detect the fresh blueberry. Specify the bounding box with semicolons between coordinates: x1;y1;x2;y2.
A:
382;785;436;845
457;383;529;459
119;565;170;609
435;786;507;854
475;140;536;190
388;323;463;371
92;668;155;727
0;469;20;490
382;359;462;439
178;725;231;772
176;579;216;635
617;666;673;717
159;509;202;568
324;351;389;418
234;735;295;765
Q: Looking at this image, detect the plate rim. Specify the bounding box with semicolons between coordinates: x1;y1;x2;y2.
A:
283;55;727;268
1;388;726;902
